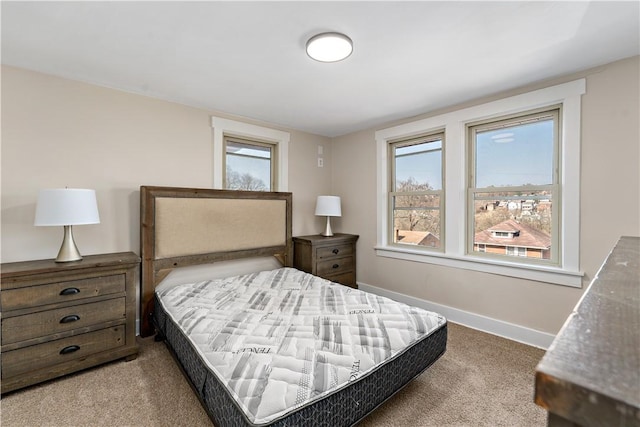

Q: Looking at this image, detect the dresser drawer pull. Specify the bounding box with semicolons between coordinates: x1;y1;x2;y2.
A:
60;287;80;296
332;264;340;269
59;345;80;355
60;315;80;324
332;249;340;254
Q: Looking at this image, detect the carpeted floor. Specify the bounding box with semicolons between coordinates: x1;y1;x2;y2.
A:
0;323;547;426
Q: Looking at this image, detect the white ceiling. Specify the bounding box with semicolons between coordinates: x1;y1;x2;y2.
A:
2;1;639;137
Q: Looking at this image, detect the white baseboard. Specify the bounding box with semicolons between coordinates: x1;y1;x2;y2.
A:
358;281;555;350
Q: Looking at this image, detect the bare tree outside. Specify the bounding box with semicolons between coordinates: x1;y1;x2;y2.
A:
226;166;267;191
393;177;440;236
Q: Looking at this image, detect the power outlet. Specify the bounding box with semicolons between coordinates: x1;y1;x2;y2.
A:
317;158;324;168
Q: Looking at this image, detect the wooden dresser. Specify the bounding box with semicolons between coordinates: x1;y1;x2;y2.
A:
293;233;359;288
0;252;140;394
535;236;639;426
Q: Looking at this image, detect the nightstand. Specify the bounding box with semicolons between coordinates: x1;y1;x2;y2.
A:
293;233;359;288
0;252;140;394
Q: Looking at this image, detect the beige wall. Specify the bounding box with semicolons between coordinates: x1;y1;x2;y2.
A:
1;66;332;263
331;56;640;335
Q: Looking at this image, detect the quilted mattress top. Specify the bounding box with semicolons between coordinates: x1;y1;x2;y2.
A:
157;267;445;425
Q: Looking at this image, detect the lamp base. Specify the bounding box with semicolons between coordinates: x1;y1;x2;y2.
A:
55;225;83;262
321;216;334;237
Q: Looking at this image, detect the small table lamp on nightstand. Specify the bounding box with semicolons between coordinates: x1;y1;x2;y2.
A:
34;188;100;262
315;195;341;237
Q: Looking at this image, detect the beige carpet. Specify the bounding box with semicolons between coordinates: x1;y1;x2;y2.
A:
0;323;547;426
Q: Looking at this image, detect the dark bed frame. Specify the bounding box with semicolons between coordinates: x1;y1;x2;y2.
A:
139;185;447;427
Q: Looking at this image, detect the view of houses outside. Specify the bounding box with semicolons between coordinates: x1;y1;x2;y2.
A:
394;195;552;259
470;110;556;260
472;195;552;259
392;112;555;259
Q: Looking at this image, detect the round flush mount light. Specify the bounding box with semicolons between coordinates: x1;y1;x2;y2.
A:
306;32;353;62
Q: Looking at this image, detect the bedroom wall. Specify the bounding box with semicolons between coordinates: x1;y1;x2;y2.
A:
1;65;333;264
331;55;640;338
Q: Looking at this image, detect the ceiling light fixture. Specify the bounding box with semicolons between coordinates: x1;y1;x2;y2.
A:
306;32;353;63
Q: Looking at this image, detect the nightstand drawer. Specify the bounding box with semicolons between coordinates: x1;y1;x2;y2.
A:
1;274;125;311
317;244;354;260
2;297;125;345
324;272;356;288
317;256;354;276
2;326;125;379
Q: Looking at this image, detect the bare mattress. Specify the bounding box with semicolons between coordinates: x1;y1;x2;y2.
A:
154;267;447;426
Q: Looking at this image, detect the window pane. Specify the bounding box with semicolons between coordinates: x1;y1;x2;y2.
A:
394;139;442;191
226;140;272;191
390;134;443;251
393;195;441;249
472;191;552;260
475;118;554;188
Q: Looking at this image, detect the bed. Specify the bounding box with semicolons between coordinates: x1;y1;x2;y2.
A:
140;186;447;426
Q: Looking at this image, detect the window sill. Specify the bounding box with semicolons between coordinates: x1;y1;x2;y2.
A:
374;245;583;287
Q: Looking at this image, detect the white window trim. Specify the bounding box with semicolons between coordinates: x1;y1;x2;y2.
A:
375;79;585;287
212;117;290;191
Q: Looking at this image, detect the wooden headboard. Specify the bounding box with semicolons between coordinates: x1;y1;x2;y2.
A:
139;186;293;337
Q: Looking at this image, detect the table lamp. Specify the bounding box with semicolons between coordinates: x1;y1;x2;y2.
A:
34;188;100;262
315;196;341;237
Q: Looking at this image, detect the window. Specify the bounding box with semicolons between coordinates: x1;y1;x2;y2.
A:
224;137;275;191
212;117;289;191
375;79;585;287
389;133;444;250
506;246;527;257
468;108;559;265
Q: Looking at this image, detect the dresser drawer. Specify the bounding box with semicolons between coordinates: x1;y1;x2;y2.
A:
2;326;125;379
2;297;125;345
317;256;354;276
1;274;125;311
317;244;354;260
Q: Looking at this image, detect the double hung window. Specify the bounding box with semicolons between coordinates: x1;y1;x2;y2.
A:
376;79;584;287
389;133;444;249
224;137;275;191
211;116;289;192
468;108;559;264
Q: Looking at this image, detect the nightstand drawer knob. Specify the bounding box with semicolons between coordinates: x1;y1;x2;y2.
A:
59;345;80;355
332;249;339;254
60;314;80;324
60;287;80;296
332;264;340;269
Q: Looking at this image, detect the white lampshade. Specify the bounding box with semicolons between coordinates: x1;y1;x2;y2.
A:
315;196;342;217
315;196;341;237
35;189;100;226
34;188;100;262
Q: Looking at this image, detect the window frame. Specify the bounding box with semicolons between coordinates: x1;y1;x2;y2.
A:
223;136;277;191
388;131;445;252
375;79;585;287
212;117;289;191
467;107;560;266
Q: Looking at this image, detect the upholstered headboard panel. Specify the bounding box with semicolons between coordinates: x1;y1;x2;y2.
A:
154;197;287;259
